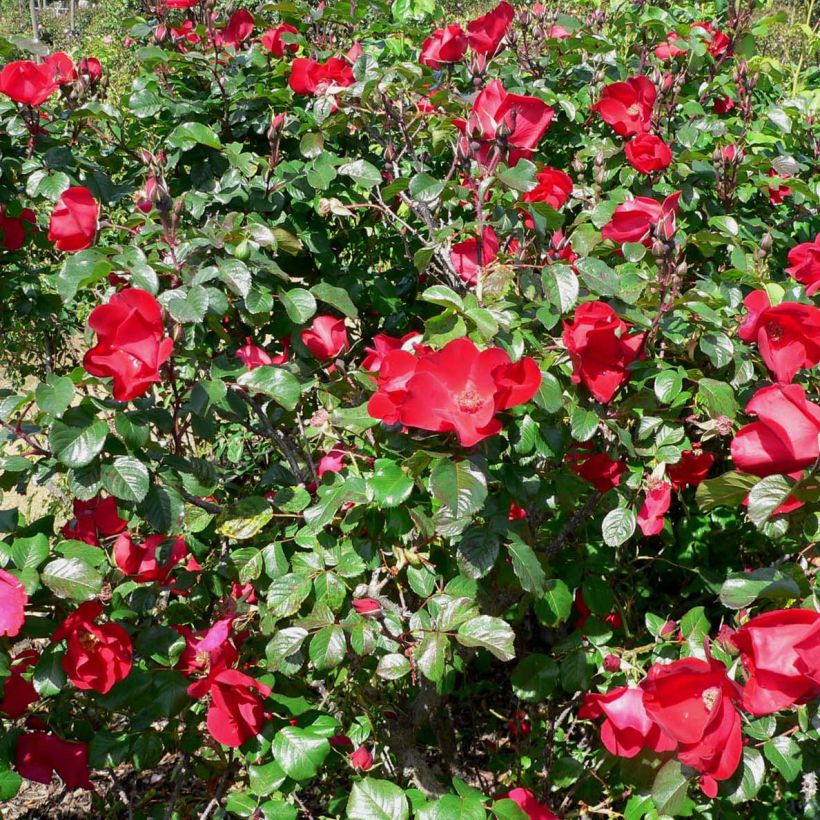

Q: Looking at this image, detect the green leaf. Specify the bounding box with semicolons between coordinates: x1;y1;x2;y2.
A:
11;533;49;569
498;159;537;192
271;727;331;781
651;759;689;816
0;766;22;801
747;475;793;528
507;535;545;594
456;529;500;579
339;159;382;189
719;567;802;609
33;646;67;696
35;376;75;418
249;760;288;797
348;778;409;820
654;371;683;404
101;456;150;503
538;579;573;626
569;406;598;442
56;249;112;301
50;419;108;468
370;459;414;509
763;736;802;782
575;258;619;297
542;264;578;312
409;172;445;203
219;258;252;298
168;121;223;151
217;497;274;540
727;747;765;804
415;632;448;682
237;367;301;410
376;653;412;680
697;378;737;419
310;282;359;318
511;654;559;701
429;459;487;519
602;508;636;547
41;557;103;601
422;286;464;311
280;288;317;324
309;625;346;670
456;616;515;661
696;471;757;511
267;573;313;618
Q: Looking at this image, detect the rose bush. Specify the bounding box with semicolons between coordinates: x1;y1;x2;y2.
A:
0;0;818;817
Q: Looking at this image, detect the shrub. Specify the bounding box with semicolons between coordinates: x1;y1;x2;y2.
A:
0;1;818;817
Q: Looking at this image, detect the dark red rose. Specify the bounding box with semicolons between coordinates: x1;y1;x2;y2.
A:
175;617;238;677
562;301;645;403
733;608;820;715
114;533;189;584
450;226;499;285
601;192;680;246
83;288;174;402
522;166;573;209
508;502;527;520
0;60;58;105
53;601;132;694
693;22;730;57
0;568;26;637
624;133;672;174
301;315;349;360
0;650;40;717
47;186;99;252
61;495;127;546
713;95;736;114
567;451;626;493
420;25;468;67
466;1;514;55
350;745;374;770
591;75;655;137
642;655;743;797
78;56;102;83
637;481;672;536
45;52;77;84
0;206;36;252
261;23;298;57
16;732;92;791
786;233;820;296
667;450;714;490
738;290;820;383
289;57;354;95
731;383;820;477
768;169;792;204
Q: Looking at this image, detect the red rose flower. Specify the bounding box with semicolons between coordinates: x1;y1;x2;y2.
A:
165;0;198;7
580;686;675;758
642;655;743;797
78;56;103;83
114;533;189;584
0;568;27;638
352;598;382;617
236;336;289;369
495;788;558;820
45;51;77;84
0;60;58;105
667;450;714;490
261;23;298;57
601;192;680;246
738;290;820;383
361;332;425;374
450;226;499;285
637;481;672;536
591;75;656;136
567;451;626;493
624;133;672;174
83;288;174;402
420;25;468;67
16;732;92;791
733;609;820;715
457;79;554;166
53;601;132;694
730;383;820;477
795;619;820;687
175;617;238;677
786;233;820;296
768;169;792;204
0;650;40;717
522;167;573;210
654;33;686;60
48;186;99;252
289;57;354;95
369;336;541;447
219;9;254;48
562;301;645;403
301;315;349;360
61;495;127;546
317;446;348;478
693;22;730;57
365;349;421;425
350;745;374;770
466;1;515;55
713;95;736;114
508;502;527;520
547;24;572;40
0;206;36;252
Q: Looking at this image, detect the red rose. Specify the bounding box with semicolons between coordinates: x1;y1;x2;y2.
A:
591;75;656;137
352;598;381;617
289;57;354;96
642;655;743;797
301;315;349;360
795;619;820;687
236;336;289;369
420;25;468;67
450;226;499;285
368;336;541;446
713;95;736;114
61;495;127;546
0;60;58;105
562;301;645;403
16;732;92;791
317;446;348;478
731;384;820;477
547;24;572;40
733;609;820;715
522;167;573;210
78;56;102;83
361;332;425;374
0;650;40;717
508;502;527;520
624;133;672;174
53;601;133;694
175;617;238;676
0;206;35;252
261;23;298;57
219;9;254;48
601;191;680;246
83;288;174;402
350;745;374;770
495;788;558;820
47;186;99;252
188;668;271;747
114;533;189;584
165;0;198;7
567;451;626;493
466;1;515;55
786;233;820;296
654;33;686;60
738;290;820;383
45;51;77;84
693;22;730;57
768;169;792;204
667;450;714;490
458;79;554;166
637;481;672;536
0;568;27;638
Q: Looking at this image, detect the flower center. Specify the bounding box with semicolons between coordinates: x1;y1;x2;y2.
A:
701;686;720;711
457;388;485;414
765;321;783;341
627;103;641;117
79;630;100;650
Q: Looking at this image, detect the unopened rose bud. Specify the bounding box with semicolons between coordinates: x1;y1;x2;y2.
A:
660;619;677;636
651;238;666;258
352;598;381;617
760;232;773;253
675;261;688;278
603;654;621;672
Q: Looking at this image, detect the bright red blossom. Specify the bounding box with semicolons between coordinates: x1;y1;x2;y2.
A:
567;451;626;493
637;481;672;536
592;75;656;136
0;60;58;105
768;169;792;204
667;449;714;490
236;336;289;369
45;52;76;84
522;167;573;210
114;533;189;584
0;650;40;717
420;25;468;67
350;745;374;770
0;568;27;637
16;732;92;791
289;57;354;96
361;332;425;374
301;315;349;360
496;788;558;820
261;23;298;57
601;192;681;245
450;226;499;285
48;186;99;252
785;233;820;296
61;495;127;545
466;1;515;55
0;206;35;252
624;133;672;174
